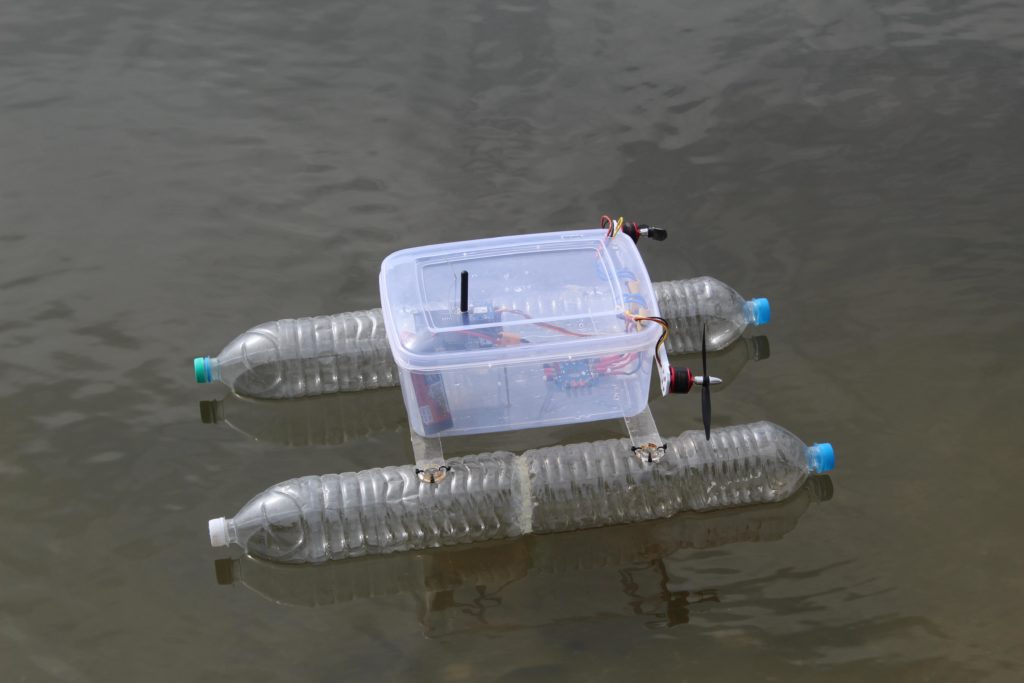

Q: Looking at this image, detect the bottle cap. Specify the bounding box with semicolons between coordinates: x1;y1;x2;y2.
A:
208;517;230;547
807;443;835;473
194;357;210;383
749;298;771;325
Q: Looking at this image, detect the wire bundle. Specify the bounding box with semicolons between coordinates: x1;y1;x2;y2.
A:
625;312;670;366
601;214;625;238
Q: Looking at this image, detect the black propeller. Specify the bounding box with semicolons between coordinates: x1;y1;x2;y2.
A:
666;324;719;437
701;324;711;440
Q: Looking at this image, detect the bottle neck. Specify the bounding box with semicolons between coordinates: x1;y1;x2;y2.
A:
210;357;222;381
194;356;222;383
742;300;758;324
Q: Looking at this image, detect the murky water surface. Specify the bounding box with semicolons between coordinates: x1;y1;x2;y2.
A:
2;0;1023;680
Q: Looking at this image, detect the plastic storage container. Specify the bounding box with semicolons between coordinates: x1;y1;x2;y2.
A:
379;229;662;437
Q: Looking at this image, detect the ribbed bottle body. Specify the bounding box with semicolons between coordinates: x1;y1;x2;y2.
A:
219;422;820;564
229;452;527;563
526;422;808;533
654;277;750;352
215;310;397;399
222;478;828;607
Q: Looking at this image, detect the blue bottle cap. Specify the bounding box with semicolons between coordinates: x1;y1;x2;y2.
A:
194;357;211;384
750;298;771;325
807;443;835;473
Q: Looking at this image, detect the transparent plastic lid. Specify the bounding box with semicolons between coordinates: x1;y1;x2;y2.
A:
379;229;661;370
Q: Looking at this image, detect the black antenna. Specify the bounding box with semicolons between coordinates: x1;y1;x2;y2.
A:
460;270;469;323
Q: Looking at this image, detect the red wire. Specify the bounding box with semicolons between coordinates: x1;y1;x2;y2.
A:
594;353;632;370
534;322;591;338
497;308;591;337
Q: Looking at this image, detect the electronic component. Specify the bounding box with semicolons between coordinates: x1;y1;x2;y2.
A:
410;372;454;435
544;360;598;390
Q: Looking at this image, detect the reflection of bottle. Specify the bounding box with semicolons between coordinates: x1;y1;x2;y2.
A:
208;422;834;563
214;475;833;608
664;335;770;394
192;278;770;399
199;390;407;447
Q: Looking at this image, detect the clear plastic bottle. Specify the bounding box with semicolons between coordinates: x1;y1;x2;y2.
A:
654;277;770;352
214;475;832;607
193;309;397;399
208;421;833;564
193;278;770;399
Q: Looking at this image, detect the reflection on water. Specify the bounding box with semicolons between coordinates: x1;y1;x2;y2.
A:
670;334;769;393
215;476;831;634
200;334;770;447
199;387;407;447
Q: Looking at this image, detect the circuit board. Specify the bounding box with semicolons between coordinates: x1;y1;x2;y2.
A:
543;359;599;390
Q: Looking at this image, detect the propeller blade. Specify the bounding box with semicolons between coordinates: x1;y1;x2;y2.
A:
702;324;711;440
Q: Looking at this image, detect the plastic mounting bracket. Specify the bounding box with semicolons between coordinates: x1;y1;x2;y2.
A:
411;432;450;484
624;404;666;463
657;345;671;397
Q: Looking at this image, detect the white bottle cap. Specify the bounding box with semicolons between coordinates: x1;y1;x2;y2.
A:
208;517;230;547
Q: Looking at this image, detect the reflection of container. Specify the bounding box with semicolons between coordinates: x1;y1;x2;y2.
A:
380;230;661;436
213;475;833;609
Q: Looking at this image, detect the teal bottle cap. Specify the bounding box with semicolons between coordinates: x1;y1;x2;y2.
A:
194;357;210;383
